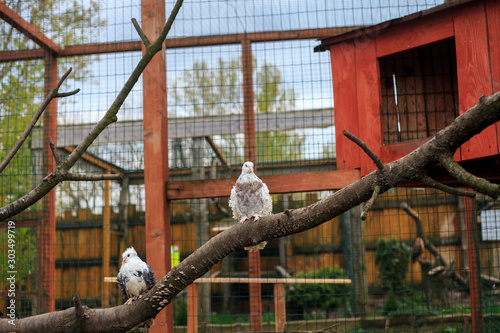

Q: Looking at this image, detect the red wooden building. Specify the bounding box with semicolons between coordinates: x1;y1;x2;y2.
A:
316;0;500;180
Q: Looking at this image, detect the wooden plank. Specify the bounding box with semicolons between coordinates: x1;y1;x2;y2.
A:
454;2;497;160
0;26;363;62
463;196;484;332
193;277;352;284
486;0;500;151
31;108;334;148
249;251;262;332
141;0;172;331
38;53;57;314
354;37;383;175
187;284;198;333
375;10;454;57
102;178;111;307
166;169;361;200
380;138;430;163
0;2;60;54
274;283;286;332
329;41;360;170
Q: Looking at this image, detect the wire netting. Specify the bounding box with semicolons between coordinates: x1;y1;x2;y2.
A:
1;1;499;332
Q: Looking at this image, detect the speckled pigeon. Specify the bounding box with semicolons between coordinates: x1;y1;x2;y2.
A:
229;161;272;251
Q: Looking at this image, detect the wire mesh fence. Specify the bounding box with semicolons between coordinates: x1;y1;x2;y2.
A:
1;0;499;332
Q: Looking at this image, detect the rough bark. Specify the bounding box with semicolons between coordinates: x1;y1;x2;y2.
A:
1;90;499;332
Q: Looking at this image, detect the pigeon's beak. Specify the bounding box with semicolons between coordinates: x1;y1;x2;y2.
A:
122;259;126;263
249;166;254;173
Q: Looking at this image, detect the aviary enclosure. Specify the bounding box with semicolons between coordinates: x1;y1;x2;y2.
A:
0;0;500;332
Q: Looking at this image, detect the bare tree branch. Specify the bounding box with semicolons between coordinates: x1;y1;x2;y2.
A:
48;136;61;165
0;0;185;222
2;90;500;332
63;173;123;181
0;67;77;174
439;153;499;198
132;18;151;47
415;173;476;198
361;184;380;220
400;202;469;289
343;130;384;170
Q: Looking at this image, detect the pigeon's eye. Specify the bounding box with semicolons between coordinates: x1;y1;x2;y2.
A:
127;254;130;257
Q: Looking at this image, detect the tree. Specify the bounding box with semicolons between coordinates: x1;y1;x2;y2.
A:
0;0;105;208
1;0;500;330
169;57;304;164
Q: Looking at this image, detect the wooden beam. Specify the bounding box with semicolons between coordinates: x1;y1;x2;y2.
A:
193;277;351;284
141;0;172;331
31;108;334;148
0;26;363;62
102;178;111;307
187;284;198;333
38;53;57;314
104;276;352;284
274;283;286;332
166;169;361;200
0;2;60;54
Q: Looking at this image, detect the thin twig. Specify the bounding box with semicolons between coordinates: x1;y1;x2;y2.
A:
48;136;61;165
56;89;80;98
72;293;88;319
132;18;151;47
0;67;75;174
343;130;384;170
361;184;380;220
417;173;476;197
400;202;470;290
439;153;499;198
64;173;123;181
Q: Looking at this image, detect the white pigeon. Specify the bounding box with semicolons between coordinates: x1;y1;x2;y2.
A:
117;247;157;304
229;161;272;251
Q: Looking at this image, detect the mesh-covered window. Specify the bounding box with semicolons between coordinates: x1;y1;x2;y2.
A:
379;38;459;144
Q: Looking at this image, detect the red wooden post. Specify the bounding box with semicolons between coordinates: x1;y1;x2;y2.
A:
274;283;286;332
463;195;484;333
454;3;497;160
187;283;199;333
329;40;360;170
141;0;173;331
38;53;57;313
354;37;382;176
485;0;500;145
242;37;262;331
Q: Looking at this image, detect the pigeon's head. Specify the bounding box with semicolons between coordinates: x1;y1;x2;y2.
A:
242;161;254;174
122;247;138;264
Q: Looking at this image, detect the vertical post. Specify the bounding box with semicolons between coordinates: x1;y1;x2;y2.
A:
242;37;262;331
187;283;199;333
274;283;286;332
141;0;173;331
102;177;111;307
463;196;484;333
38;52;57;313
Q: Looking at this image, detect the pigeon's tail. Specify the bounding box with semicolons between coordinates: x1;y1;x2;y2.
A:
244;241;267;252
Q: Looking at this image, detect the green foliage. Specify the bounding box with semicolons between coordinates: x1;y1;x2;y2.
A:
0;1;105;208
287;265;351;313
174;297;188;326
0;227;37;288
374;237;411;292
169;57;304;164
382;291;399;316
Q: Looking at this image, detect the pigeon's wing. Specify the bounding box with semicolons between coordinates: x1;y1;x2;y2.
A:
117;270;129;300
259;182;273;216
143;264;157;290
229;185;243;221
